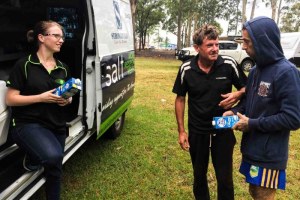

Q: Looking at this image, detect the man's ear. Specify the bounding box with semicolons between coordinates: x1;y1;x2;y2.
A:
193;44;199;52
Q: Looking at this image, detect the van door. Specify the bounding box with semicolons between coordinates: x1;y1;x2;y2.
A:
91;0;135;137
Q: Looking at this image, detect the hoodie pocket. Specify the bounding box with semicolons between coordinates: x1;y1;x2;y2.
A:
263;132;289;161
241;131;288;162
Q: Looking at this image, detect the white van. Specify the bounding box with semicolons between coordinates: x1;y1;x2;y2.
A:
0;0;135;199
281;32;300;67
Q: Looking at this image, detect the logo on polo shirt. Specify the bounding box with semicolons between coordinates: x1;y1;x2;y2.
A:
216;77;227;80
55;79;65;85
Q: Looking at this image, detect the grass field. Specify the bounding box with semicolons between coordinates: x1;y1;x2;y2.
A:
32;56;300;200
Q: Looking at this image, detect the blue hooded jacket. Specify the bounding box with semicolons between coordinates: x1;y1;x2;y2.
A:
233;17;300;169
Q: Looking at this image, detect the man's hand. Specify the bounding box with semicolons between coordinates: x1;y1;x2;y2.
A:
219;92;239;109
223;110;234;116
232;112;249;132
219;88;245;110
178;131;190;151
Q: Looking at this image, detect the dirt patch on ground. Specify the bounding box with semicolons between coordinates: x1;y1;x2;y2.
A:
135;49;177;59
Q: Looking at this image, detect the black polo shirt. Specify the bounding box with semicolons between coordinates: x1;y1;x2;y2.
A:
173;55;247;134
7;54;71;132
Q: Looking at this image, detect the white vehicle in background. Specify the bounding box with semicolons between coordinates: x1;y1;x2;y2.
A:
175;40;255;71
281;32;300;67
219;40;254;71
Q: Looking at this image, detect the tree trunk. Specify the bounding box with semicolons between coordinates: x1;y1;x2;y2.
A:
130;0;137;51
271;0;277;20
176;0;183;50
186;16;192;47
142;31;146;50
138;32;142;51
242;0;247;23
276;0;282;24
183;23;188;47
250;0;256;19
235;0;240;35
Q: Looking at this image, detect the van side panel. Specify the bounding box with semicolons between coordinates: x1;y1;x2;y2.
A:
91;0;134;57
99;51;135;136
91;0;135;137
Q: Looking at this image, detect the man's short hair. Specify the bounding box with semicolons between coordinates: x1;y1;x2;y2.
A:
193;24;219;45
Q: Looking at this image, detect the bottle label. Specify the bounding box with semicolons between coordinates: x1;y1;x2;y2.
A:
212;115;239;129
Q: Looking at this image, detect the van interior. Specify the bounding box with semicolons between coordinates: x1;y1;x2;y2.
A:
0;0;87;148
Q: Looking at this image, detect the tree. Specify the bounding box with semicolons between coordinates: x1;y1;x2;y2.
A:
280;2;300;32
135;0;165;50
163;0;191;49
177;0;184;49
250;0;257;19
130;0;137;50
164;0;228;49
242;0;247;23
276;0;297;24
262;0;296;24
276;0;283;23
223;0;242;35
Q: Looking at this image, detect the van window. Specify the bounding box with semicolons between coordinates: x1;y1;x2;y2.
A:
227;43;238;50
219;42;238;50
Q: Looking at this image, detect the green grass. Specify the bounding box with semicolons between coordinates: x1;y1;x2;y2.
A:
32;57;300;200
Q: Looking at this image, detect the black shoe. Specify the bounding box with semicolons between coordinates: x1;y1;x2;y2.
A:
23;154;41;171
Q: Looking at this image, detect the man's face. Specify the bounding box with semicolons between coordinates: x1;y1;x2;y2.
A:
193;37;219;62
242;29;255;58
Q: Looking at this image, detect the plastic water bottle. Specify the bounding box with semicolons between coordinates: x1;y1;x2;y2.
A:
212;115;239;129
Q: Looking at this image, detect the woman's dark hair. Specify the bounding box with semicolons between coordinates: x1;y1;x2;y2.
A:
27;20;63;51
193;24;219;45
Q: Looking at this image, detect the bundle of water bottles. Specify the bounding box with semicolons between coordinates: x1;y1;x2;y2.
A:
53;78;82;99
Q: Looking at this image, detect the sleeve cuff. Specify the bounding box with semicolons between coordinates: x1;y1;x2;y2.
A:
248;118;259;130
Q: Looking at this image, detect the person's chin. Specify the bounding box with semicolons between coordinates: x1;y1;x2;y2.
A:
209;55;218;61
54;47;61;52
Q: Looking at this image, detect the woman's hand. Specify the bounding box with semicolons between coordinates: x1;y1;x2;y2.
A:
40;89;72;106
57;97;72;106
39;89;59;103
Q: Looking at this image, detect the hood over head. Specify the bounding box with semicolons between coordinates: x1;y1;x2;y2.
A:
243;16;284;67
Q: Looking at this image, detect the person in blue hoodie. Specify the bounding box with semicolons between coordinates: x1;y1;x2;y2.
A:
223;16;300;199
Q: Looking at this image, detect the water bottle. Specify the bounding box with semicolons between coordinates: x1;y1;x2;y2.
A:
212;115;239;129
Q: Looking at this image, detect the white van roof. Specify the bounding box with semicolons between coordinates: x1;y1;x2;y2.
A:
281;32;300;60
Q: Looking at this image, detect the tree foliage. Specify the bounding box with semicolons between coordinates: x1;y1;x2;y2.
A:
135;0;165;50
162;0;240;49
132;0;299;51
224;0;242;36
280;2;300;32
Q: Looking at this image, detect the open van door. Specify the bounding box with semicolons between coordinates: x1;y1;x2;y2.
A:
91;0;135;138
